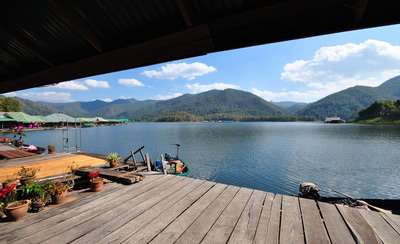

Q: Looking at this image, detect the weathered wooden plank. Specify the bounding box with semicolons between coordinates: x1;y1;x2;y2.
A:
0;152;72;167
120;181;216;244
200;187;253;244
227;190;266;244
383;212;400;228
175;185;240;244
0;154;106;183
358;209;400;244
7;175;176;243
336;204;380;244
43;176;194;244
299;197;330;244
0;182;121;233
264;194;283;244
253;192;275;244
318;201;356;244
228;189;266;244
80;177;205;244
380;213;400;235
280;195;304;244
150;183;228;244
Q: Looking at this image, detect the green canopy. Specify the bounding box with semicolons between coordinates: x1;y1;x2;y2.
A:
5;112;46;123
76;117;96;122
43;113;76;123
0;117;16;122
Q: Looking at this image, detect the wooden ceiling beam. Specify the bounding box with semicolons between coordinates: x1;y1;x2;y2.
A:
48;0;103;53
0;25;214;93
0;22;54;67
175;0;197;27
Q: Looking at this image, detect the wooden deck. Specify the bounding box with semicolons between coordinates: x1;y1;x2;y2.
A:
0;153;107;184
1;174;399;244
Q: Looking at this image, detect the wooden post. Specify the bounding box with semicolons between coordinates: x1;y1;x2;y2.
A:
130;150;137;168
160;154;167;175
139;150;146;162
145;153;152;171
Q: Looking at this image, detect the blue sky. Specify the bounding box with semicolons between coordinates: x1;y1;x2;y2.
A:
4;24;400;104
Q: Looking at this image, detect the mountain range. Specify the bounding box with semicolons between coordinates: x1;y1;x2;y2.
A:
12;75;400;121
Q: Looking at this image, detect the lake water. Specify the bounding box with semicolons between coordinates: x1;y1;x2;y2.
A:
21;122;400;199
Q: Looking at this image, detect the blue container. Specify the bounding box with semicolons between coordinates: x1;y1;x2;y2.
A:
155;160;162;168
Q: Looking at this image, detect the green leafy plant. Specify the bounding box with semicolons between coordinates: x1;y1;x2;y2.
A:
19;183;47;203
45;181;73;196
106;153;121;163
17;166;40;179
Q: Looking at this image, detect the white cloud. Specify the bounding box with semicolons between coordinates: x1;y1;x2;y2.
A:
185;83;239;94
279;39;400;101
142;62;216;80
100;98;112;102
119;96;133;99
21;92;73;102
153;93;183;100
84;79;110;88
118;78;145;87
2;92;17;97
48;80;88;90
252;88;328;103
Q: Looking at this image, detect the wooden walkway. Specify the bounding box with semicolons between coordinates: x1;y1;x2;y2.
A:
0;153;107;184
1;174;399;244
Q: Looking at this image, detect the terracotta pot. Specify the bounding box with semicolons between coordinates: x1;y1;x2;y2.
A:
20;177;36;185
4;200;29;221
90;178;104;192
51;189;68;204
109;161;118;168
2;181;18;189
48;148;56;154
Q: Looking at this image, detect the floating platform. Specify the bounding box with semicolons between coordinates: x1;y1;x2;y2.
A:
0;152;107;184
1;174;399;243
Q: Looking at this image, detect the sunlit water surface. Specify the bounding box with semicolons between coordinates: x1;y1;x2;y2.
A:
22;122;400;199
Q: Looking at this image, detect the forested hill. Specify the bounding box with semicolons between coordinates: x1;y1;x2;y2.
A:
123;89;290;121
298;75;400;120
39;89;289;121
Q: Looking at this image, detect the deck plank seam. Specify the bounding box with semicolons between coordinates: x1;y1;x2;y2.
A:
118;179;213;244
296;195;307;244
226;188;255;244
146;181;218;244
250;192;268;244
334;204;363;244
277;194;283;244
169;183;231;244
193;185;242;244
316;200;334;244
379;213;400;236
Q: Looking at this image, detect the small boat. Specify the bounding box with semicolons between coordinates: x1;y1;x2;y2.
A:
154;144;189;176
20;144;46;154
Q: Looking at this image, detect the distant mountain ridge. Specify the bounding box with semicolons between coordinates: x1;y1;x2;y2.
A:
39;89;289;121
297;75;400;119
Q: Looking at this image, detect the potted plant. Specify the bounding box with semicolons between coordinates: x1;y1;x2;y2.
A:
88;171;103;192
106;152;121;168
2;174;18;189
47;144;56;154
0;184;29;221
17;166;40;185
19;182;48;212
45;181;72;204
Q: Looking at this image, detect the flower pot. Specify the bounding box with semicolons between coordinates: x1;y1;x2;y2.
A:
20;177;36;185
90;179;104;192
48;148;56;154
51;189;68;204
4;200;29;221
2;181;18;189
109;161;118;168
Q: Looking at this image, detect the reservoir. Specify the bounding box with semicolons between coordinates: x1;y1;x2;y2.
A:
22;122;400;199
